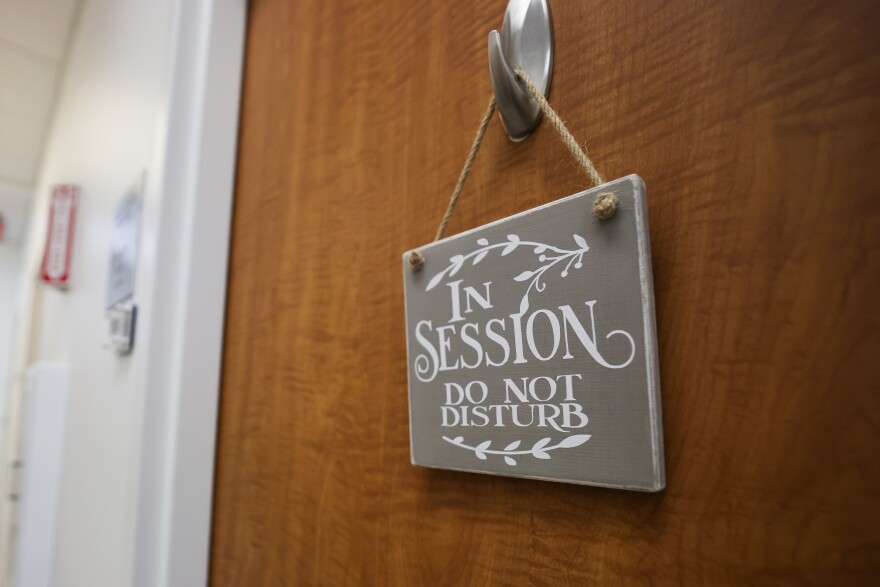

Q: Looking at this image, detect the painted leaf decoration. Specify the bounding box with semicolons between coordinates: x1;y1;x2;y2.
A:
507;234;520;242
449;254;464;264
425;270;447;291
504;456;517;466
448;261;463;277
477;238;489;246
557;434;591;448
453;436;464;444
504;440;521;451
532;437;552;450
475;451;487;460
501;242;518;256
533;450;551;459
534;245;546;253
476;440;492;451
573;234;589;250
514;270;534;282
472;250;489;265
518;294;530;314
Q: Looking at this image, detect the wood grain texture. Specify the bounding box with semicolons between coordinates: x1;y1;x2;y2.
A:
210;0;880;585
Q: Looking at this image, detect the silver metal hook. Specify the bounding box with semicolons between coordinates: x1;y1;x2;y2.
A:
488;0;553;142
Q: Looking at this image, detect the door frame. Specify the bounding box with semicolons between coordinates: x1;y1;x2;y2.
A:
131;0;246;585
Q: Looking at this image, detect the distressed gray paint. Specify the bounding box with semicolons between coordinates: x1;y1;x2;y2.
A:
402;175;664;491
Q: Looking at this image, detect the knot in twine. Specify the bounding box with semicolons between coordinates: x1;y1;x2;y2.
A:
409;250;425;272
593;192;619;220
409;69;615;272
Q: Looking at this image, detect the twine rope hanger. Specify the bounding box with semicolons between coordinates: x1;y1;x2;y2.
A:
409;68;618;271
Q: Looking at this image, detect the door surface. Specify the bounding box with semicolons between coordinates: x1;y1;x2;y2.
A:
210;0;880;584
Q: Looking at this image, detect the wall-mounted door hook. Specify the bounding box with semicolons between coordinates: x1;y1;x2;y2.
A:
488;0;553;142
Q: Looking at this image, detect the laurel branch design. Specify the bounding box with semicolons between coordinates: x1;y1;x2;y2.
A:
425;234;590;314
442;435;591;466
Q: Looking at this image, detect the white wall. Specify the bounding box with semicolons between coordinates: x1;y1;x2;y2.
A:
0;0;79;190
5;0;179;585
13;362;70;587
0;243;22;424
2;0;245;584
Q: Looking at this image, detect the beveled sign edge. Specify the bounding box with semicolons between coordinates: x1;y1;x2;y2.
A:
631;174;666;493
402;174;665;492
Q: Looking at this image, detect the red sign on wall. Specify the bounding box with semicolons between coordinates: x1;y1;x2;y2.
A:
40;184;80;287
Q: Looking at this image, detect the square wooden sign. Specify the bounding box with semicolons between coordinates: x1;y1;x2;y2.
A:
402;175;664;491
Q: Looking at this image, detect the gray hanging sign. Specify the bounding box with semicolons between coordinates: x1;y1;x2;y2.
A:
402;175;664;491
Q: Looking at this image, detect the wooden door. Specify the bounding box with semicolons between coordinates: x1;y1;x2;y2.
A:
210;0;880;584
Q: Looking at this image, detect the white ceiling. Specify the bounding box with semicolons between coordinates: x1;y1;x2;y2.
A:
0;0;79;243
